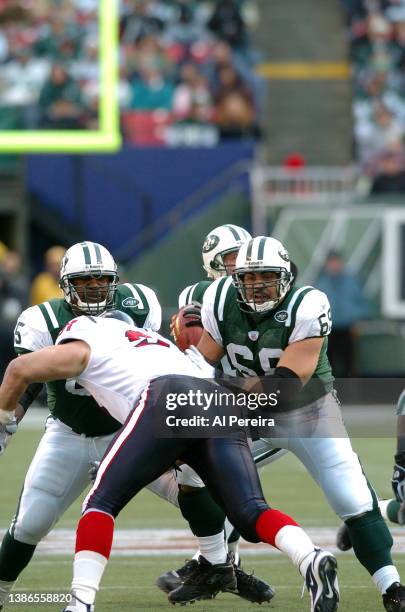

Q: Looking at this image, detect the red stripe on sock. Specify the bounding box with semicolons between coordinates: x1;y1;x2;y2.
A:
75;511;114;559
256;509;299;547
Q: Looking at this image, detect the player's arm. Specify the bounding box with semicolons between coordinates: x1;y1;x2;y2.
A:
392;393;405;504
0;341;90;418
197;330;225;365
277;337;324;383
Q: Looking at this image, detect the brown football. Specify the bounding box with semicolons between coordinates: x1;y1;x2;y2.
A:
172;305;204;352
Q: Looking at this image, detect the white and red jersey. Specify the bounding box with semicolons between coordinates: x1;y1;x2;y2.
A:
56;316;209;424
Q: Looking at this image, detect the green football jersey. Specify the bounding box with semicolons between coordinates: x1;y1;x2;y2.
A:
14;283;161;436
202;277;334;400
178;281;212;308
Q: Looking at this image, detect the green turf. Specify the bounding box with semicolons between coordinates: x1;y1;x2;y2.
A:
8;554;405;611
0;429;396;529
0;428;402;611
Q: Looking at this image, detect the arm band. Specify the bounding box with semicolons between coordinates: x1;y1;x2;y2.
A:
19;383;44;412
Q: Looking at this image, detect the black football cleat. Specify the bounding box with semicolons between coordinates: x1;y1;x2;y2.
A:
336;523;352;552
168;555;236;605
383;582;405;611
229;555;275;604
155;559;199;594
305;549;339;612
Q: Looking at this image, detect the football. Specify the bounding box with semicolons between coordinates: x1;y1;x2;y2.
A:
172;305;204;352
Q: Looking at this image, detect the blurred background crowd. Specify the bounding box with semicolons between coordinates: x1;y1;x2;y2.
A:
0;0;264;145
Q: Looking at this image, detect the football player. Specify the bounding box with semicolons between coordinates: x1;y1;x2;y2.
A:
0;242;179;611
162;224;281;604
0;312;339;612
188;235;404;612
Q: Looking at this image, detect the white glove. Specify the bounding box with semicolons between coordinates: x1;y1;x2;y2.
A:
184;345;215;378
0;416;18;456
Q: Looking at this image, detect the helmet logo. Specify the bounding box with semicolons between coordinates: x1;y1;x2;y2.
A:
248;330;259;341
122;297;139;308
202;234;220;253
274;310;288;323
278;249;290;262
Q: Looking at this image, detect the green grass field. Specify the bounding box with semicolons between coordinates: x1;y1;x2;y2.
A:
1;423;404;611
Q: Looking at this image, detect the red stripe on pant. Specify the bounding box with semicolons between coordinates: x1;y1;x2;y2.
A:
256;508;299;547
76;511;114;559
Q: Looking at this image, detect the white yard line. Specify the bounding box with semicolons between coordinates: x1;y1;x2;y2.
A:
2;528;405;557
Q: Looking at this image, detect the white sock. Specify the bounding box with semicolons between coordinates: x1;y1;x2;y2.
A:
373;566;401;594
71;550;108;605
227;540;240;566
0;579;15;606
275;525;315;576
197;532;227;565
379;499;391;521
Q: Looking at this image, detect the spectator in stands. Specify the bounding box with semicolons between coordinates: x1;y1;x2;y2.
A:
131;65;174;111
207;0;247;51
214;64;260;139
0;249;28;380
370;143;405;192
121;0;165;45
30;245;65;306
316;251;370;377
172;62;213;121
356;99;405;162
34;13;82;61
38;62;85;128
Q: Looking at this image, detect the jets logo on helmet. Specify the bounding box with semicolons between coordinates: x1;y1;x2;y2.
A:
202;224;252;280
59;241;119;315
202;234;220;253
233;236;293;313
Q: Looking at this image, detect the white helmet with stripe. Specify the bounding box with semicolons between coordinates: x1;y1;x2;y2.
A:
59;241;119;314
233;236;293;313
202;224;252;280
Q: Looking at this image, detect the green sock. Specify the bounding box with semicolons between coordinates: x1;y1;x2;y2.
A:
346;509;393;575
0;531;36;581
178;488;225;537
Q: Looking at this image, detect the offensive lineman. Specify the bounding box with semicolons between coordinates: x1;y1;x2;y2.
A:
160;224;279;604
186;235;404;612
0;313;340;612
0;242;179;610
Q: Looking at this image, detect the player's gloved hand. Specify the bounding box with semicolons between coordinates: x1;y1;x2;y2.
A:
392;453;405;502
88;460;100;483
0;416;18;456
182;302;202;327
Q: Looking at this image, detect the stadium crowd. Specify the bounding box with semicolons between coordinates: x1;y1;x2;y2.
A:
343;0;405;192
0;0;264;145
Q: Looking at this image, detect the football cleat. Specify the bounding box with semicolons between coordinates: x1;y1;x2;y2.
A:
155;559;198;594
168;555;236;605
229;554;275;604
304;549;339;612
383;582;405;611
336;523;352;552
62;594;94;612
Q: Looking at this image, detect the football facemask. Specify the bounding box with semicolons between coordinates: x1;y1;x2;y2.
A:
59;241;118;315
233;236;293;313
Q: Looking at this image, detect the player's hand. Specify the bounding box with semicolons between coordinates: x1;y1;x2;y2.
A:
88;460;100;483
182;302;202;327
392;454;405;502
0;416;18;456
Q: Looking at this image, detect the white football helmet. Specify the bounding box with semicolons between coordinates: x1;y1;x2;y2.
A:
202;224;252;279
233;236;293;313
59;241;118;315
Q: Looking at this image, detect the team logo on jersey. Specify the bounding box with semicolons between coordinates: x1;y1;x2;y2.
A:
122;297;139;308
202;234;219;253
248;330;259;341
278;248;290;262
274;310;288;323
